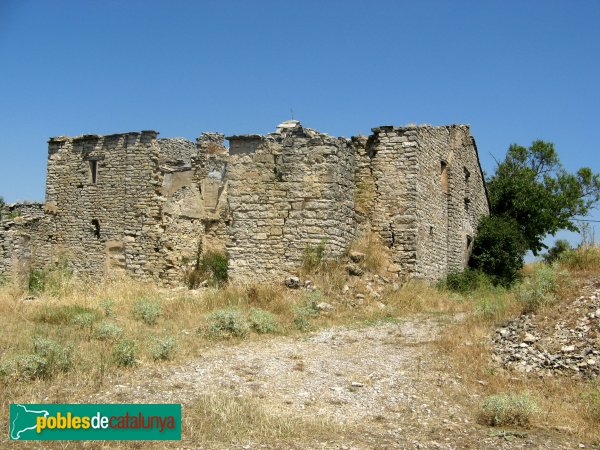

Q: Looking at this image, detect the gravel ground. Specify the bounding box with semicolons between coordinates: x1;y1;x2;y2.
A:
82;315;585;449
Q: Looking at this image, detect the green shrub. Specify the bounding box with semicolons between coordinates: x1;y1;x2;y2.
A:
150;336;176;361
542;239;571;264
94;320;123;341
99;299;116;317
14;355;50;380
34;304;99;325
480;392;539;427
0;355;49;381
292;292;321;331
71;312;97;330
248;308;279;334
112;340;137;367
0;336;74;381
441;269;492;294
202;251;228;285
475;290;510;321
31;336;73;374
185;250;229;288
131;298;162;325
302;241;326;273
469;216;528;286
517;264;559;313
204;308;249;339
28;268;47;294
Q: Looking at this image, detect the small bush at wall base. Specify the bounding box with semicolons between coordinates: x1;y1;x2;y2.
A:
184;250;229;288
204;308;249;339
150;336;176;361
302;241;326;273
131;298;162;325
112;340;137;367
469;215;528;286
28;268;46;294
440;269;492;294
248;308;279;334
479;392;539;427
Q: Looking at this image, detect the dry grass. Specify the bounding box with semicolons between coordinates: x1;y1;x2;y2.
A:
2;242;599;446
435;263;600;443
559;244;600;275
348;229;392;276
183;392;335;446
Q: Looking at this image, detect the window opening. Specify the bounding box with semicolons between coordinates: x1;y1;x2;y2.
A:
89;160;98;184
440;161;448;193
91;219;100;238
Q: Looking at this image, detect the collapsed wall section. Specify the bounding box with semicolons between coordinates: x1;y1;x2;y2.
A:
0;203;54;275
156;133;229;282
226;122;356;282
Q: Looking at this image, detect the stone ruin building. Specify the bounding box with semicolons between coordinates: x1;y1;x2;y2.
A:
0;120;489;285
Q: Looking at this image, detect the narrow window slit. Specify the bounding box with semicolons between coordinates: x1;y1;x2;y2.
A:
89;160;98;184
91;219;100;238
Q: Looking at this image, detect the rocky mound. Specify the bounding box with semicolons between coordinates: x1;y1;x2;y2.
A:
491;278;600;377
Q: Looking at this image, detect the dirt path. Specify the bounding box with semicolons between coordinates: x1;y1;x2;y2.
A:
85;315;581;449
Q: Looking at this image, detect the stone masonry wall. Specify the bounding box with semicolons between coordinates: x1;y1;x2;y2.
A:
353;124;489;281
226;122;356;282
363;127;420;279
412;125;489;279
1;121;489;286
44;131;164;279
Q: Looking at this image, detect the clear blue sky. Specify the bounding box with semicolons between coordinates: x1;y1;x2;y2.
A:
1;0;598;247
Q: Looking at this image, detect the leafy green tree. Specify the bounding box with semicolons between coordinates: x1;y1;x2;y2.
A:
470;140;600;284
542;239;571;264
470;216;528;285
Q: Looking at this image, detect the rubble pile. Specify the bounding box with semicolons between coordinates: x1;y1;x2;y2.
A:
492;279;600;378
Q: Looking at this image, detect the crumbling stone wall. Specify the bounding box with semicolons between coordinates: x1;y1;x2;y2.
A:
412;125;488;279
353;125;489;281
226;122;356;281
42;131;165;278
0;201;58;276
1;120;489;285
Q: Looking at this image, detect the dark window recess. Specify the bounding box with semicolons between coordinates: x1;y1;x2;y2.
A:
440;161;448;193
91;219;100;238
89;160;98;184
466;235;473;251
464;197;470;212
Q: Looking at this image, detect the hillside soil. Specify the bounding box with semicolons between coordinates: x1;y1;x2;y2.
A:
58;316;588;449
